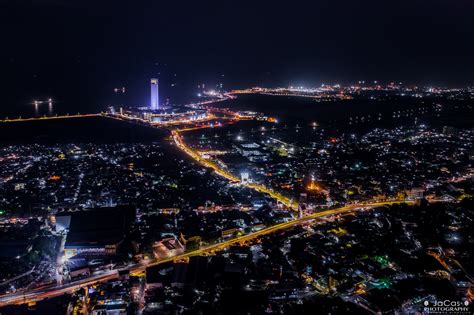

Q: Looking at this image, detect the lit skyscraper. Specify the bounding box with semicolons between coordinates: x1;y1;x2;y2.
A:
150;78;159;110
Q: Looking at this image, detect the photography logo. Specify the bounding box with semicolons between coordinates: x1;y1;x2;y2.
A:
423;300;471;314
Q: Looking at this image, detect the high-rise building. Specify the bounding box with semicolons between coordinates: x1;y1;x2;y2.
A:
150;78;159;110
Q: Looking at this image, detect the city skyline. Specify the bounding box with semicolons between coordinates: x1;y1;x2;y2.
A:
2;0;474;112
0;1;473;314
0;82;472;313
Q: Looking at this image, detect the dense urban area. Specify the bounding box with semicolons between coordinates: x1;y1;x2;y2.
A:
0;84;473;314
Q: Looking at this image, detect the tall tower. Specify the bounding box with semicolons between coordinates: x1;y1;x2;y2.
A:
150;78;159;110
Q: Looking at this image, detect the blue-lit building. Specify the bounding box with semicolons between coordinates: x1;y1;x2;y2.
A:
150;78;160;110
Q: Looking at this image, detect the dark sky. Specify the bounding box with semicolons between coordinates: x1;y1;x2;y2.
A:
1;0;473;110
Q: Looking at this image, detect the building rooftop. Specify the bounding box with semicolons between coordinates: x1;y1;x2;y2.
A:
57;205;135;247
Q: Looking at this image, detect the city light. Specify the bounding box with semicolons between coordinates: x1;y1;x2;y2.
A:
0;3;472;312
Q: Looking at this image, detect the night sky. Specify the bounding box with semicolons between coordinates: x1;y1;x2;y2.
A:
1;0;473;110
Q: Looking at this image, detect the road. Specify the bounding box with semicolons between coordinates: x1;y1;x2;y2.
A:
171;129;298;209
0;105;413;307
0;200;411;307
0;113;100;123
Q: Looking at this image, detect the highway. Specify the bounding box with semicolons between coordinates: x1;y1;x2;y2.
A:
0;105;412;307
0;200;411;307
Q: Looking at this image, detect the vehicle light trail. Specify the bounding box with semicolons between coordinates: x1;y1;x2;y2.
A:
0;99;414;307
0;200;412;307
171;128;298;209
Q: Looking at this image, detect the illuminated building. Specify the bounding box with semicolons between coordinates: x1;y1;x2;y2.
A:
152;237;185;259
149;110;208;124
406;187;424;200
307;176;319;191
234;142;268;162
150;78;160;110
241;171;249;184
56;206;136;258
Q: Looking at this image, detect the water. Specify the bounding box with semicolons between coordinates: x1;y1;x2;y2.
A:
0;94;471;145
0;101;102;120
216;94;473;131
0;117;166;145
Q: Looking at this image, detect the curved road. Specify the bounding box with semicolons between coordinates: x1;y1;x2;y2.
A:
0;108;413;306
0;200;411;307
